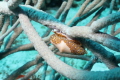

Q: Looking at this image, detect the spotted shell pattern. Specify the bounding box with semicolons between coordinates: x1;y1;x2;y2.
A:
50;32;86;55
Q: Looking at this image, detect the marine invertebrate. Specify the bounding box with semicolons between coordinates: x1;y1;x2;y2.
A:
50;32;86;55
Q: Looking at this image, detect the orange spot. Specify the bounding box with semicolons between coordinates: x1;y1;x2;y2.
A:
16;75;25;79
16;75;30;80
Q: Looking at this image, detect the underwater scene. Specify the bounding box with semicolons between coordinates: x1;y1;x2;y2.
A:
0;0;120;80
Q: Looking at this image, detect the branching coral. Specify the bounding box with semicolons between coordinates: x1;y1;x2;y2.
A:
0;0;120;80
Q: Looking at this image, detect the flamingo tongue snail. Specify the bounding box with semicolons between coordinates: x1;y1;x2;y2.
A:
50;32;86;55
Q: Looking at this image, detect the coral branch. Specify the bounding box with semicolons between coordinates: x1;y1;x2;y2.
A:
7;0;23;10
50;69;56;80
90;12;120;32
80;38;118;69
113;28;120;36
67;0;91;25
41;62;48;80
87;7;105;26
25;0;31;5
0;15;5;30
5;26;23;49
0;43;34;60
110;24;116;36
4;55;43;80
0;16;10;36
60;0;73;22
81;0;101;15
34;0;44;9
83;56;97;71
56;52;90;61
66;27;120;52
69;7;101;27
42;1;67;38
21;63;43;80
0;19;19;41
55;1;67;19
91;0;107;10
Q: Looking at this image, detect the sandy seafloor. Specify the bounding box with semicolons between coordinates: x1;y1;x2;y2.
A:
0;2;120;80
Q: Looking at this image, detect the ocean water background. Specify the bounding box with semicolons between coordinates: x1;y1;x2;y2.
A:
0;0;120;80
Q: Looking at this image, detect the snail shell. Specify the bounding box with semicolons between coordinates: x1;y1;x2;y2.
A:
50;32;86;55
